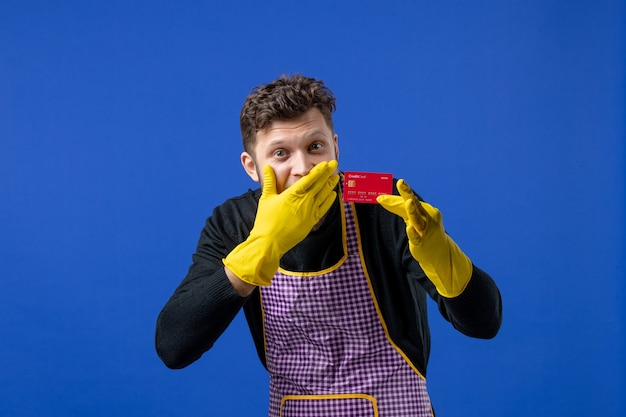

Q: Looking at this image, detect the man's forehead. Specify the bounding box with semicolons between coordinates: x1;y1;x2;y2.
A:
259;114;330;138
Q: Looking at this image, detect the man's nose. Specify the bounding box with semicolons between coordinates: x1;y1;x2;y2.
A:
292;152;315;176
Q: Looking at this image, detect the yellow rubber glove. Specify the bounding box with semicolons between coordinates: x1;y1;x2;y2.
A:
376;179;472;297
224;160;340;286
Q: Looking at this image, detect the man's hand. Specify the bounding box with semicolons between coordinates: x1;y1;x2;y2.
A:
377;179;473;297
224;160;339;287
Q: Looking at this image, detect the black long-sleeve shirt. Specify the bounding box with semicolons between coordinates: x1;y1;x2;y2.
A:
155;183;502;377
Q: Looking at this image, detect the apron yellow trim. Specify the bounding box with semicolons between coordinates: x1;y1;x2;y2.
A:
280;393;378;417
350;202;427;381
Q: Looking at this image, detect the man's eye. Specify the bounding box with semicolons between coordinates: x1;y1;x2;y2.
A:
310;143;322;151
274;150;286;157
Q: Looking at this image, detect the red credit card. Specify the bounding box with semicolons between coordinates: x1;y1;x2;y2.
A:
343;171;393;203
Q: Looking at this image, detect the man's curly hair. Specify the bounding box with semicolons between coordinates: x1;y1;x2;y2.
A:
240;74;336;154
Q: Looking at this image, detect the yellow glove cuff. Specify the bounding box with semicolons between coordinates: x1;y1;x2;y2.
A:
409;218;473;297
223;234;281;287
406;200;473;297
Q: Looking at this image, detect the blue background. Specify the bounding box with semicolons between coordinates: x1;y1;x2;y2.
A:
1;1;624;416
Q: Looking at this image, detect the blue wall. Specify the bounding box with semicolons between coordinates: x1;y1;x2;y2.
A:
1;1;623;416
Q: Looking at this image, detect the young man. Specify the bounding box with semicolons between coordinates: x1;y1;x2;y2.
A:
156;74;502;417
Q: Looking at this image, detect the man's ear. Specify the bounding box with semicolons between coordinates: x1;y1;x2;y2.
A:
241;152;260;182
333;133;339;159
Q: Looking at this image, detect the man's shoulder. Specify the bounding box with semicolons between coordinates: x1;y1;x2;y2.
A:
211;188;261;218
201;189;261;244
222;188;261;205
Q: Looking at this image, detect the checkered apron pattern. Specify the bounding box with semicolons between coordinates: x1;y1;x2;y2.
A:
260;200;433;417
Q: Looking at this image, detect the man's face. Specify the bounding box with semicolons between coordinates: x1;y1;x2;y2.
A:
241;108;339;193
